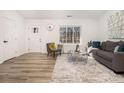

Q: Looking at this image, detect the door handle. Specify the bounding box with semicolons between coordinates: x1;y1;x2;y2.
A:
3;40;8;43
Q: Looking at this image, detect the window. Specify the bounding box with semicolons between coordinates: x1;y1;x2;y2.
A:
60;26;80;44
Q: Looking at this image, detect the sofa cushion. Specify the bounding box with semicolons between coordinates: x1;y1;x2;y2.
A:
97;50;114;62
105;41;119;52
101;41;106;50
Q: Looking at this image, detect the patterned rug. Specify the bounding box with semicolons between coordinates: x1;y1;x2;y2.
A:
51;54;124;83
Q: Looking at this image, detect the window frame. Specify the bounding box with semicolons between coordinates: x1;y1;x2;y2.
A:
59;25;81;44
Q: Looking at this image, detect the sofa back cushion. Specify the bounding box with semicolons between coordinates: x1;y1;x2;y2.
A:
101;42;106;50
105;41;119;52
119;41;124;45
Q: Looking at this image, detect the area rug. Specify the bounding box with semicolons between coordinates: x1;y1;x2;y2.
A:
51;54;124;83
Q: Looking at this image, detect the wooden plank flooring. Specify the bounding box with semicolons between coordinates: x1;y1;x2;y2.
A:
0;53;56;83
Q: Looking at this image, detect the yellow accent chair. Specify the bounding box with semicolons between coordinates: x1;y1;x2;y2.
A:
46;43;62;57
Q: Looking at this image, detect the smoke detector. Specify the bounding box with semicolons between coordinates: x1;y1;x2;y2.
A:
67;15;72;18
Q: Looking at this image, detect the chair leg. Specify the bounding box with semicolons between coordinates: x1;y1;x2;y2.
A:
53;52;55;58
47;53;49;56
60;50;61;55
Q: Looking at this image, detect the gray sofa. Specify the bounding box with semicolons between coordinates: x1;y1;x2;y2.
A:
90;41;124;73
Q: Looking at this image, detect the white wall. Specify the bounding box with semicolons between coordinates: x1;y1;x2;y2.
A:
0;11;102;63
0;11;26;63
25;19;100;53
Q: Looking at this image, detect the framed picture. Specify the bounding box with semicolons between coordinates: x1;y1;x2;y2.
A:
33;27;39;33
107;11;124;39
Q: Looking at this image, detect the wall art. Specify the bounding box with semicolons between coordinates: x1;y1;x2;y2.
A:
107;10;124;39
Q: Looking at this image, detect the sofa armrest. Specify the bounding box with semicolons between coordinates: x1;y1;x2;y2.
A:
112;52;124;72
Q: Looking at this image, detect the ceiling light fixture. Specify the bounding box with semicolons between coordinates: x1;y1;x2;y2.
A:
67;15;72;18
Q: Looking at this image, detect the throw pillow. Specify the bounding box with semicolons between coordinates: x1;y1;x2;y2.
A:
92;41;101;48
88;41;92;47
118;44;124;52
114;45;119;53
49;43;56;50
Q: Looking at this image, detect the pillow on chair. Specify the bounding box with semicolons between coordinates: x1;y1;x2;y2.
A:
49;43;57;50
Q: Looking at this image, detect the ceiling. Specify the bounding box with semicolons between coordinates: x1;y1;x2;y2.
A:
18;10;107;19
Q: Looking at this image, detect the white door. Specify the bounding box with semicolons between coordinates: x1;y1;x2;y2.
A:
0;18;4;63
1;18;18;61
27;26;42;52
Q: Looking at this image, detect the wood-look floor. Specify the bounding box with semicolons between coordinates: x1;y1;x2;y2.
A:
0;53;56;83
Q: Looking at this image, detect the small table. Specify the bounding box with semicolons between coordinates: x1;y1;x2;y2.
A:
68;51;88;64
